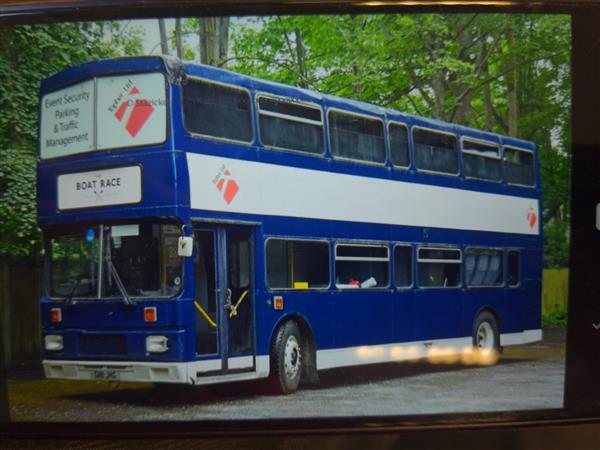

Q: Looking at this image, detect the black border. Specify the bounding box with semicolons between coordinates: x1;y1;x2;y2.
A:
3;2;600;448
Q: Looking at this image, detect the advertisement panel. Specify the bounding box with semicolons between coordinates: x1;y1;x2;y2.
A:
40;80;95;159
40;73;166;158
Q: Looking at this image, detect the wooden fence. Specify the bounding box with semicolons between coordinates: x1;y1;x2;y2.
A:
542;268;569;317
0;265;570;368
1;264;42;368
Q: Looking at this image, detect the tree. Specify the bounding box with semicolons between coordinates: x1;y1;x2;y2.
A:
158;19;170;55
0;22;143;262
229;14;571;267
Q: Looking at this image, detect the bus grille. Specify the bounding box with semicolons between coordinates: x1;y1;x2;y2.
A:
79;335;127;356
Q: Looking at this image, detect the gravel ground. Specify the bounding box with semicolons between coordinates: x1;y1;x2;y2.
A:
7;326;565;421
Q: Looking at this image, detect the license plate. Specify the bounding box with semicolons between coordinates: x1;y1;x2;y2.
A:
91;370;119;381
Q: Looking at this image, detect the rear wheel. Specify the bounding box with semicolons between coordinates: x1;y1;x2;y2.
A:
269;321;302;395
473;311;500;361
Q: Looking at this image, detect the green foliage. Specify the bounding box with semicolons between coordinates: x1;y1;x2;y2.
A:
543;308;567;326
0;23;143;261
544;219;570;269
0;16;572;268
0;147;38;259
229;14;571;267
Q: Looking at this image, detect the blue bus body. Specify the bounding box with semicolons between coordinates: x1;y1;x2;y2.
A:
38;56;542;388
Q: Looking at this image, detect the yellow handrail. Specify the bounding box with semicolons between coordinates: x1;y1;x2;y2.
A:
194;301;217;328
229;289;249;318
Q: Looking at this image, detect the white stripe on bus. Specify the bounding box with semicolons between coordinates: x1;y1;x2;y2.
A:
187;153;540;236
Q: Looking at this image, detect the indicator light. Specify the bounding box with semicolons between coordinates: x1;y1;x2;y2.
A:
50;308;62;323
144;307;157;322
274;296;284;310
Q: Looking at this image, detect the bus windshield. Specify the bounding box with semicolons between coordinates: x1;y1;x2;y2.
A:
49;221;182;300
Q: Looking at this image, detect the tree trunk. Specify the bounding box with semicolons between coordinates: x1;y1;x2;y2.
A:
506;23;518;137
294;28;308;88
198;17;229;66
480;41;494;131
431;72;445;119
158;19;169;55
218;17;230;63
175;18;183;59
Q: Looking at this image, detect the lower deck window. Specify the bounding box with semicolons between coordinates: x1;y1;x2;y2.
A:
507;250;521;287
394;245;412;288
465;248;503;287
335;244;389;289
266;239;329;289
417;247;461;288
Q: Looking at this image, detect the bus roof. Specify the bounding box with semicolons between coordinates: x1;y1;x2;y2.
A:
41;55;536;150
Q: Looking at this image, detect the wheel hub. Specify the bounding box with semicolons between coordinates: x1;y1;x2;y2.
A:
284;335;301;379
477;322;494;353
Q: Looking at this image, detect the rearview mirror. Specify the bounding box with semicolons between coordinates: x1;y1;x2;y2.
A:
177;236;194;257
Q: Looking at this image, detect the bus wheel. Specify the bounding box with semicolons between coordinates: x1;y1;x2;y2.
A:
269;321;302;395
473;312;499;363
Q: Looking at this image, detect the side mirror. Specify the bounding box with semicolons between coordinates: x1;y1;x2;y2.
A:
178;236;194;257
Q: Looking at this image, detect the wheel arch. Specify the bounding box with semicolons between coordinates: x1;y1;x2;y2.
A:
269;312;319;384
472;305;502;352
473;305;501;335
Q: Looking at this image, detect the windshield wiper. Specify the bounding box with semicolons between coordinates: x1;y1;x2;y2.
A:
104;254;135;306
64;274;85;306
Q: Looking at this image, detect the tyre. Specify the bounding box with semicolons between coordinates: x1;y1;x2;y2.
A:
269;320;302;395
472;311;500;362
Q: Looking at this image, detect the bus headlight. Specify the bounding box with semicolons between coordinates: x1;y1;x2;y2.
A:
44;335;64;351
146;336;169;353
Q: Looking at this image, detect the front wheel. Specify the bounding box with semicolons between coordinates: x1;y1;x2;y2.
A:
473;311;500;362
269;321;302;395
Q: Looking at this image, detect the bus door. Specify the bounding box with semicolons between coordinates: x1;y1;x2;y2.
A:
193;226;255;373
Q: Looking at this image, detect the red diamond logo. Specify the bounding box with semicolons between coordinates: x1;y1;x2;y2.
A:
113;86;154;138
527;208;538;229
214;166;240;205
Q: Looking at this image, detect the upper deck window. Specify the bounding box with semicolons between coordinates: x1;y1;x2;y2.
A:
389;123;410;168
329;110;385;164
40;73;167;159
504;147;535;187
462;138;501;182
258;96;324;155
182;78;253;144
413;128;458;175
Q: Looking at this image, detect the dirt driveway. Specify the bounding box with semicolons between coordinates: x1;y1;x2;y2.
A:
7;326;565;421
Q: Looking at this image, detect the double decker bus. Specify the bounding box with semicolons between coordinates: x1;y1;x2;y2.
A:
38;56;542;394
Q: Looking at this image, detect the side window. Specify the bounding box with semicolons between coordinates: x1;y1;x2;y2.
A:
504;147;535;187
394;245;412;288
329;110;385;164
389;123;410;168
413;128;458;175
462;139;501;182
417;247;461;288
258;96;324;155
465;248;503;287
507;250;520;287
335;244;389;289
182;79;252;143
266;239;329;289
